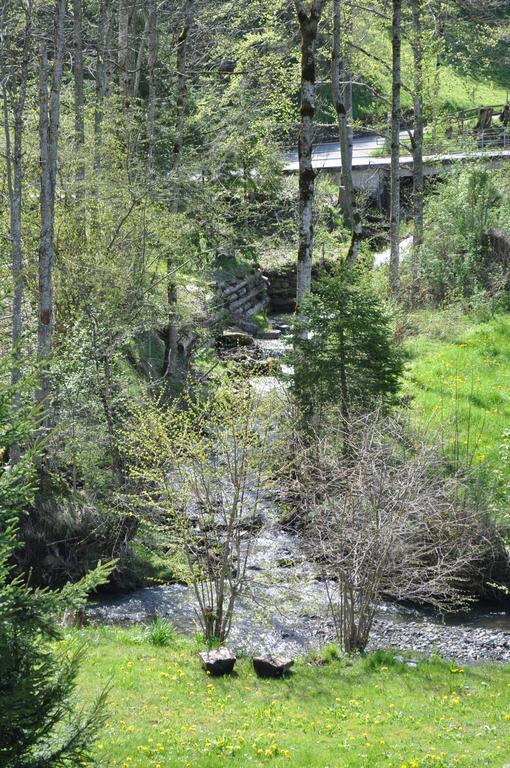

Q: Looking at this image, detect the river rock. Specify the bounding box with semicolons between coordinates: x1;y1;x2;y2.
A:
220;328;254;348
199;647;236;675
256;329;282;340
253;654;294;678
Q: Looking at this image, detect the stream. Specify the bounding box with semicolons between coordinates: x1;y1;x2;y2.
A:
88;487;510;663
88;316;510;663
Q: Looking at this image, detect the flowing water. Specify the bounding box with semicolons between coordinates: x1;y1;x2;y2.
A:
88;315;510;660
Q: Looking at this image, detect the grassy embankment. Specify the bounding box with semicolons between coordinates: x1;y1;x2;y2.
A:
76;626;510;768
403;310;510;515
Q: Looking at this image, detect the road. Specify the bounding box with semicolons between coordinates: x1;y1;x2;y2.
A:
282;131;510;172
283;131;410;172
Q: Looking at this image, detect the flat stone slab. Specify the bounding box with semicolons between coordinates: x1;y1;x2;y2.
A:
255;330;282;340
220;328;254;348
253;654;294;678
199;647;236;675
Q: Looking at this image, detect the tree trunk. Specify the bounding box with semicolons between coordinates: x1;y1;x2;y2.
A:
72;0;85;191
118;0;136;105
331;0;362;263
163;0;193;380
389;0;401;295
295;0;327;308
2;8;30;392
37;0;66;422
411;0;424;285
146;0;157;173
133;15;149;99
94;0;112;171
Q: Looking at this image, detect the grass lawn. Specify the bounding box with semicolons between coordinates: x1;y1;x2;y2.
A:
435;66;509;114
404;310;510;512
75;626;510;768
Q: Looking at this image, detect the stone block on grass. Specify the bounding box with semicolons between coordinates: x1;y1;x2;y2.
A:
199;647;236;676
252;655;294;678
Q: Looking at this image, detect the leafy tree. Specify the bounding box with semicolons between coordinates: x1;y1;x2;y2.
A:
0;355;112;768
120;382;271;643
417;165;504;303
287;264;403;436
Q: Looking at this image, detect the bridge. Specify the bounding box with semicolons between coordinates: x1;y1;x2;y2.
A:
282;104;510;206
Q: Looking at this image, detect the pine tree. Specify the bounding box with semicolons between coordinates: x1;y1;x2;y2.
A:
287;264;403;437
0;354;112;768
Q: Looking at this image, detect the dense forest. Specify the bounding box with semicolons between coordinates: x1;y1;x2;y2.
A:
1;1;510;766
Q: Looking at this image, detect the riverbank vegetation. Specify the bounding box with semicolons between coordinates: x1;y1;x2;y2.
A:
404;311;510;512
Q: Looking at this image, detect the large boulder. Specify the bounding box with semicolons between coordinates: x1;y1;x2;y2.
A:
252;655;294;678
199;647;236;676
220;328;254;348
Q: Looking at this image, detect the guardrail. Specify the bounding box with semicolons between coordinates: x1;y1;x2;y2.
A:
416;127;510;159
276;104;510;157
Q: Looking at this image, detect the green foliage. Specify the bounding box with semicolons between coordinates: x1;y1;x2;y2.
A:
145;617;176;647
404;310;510;519
120;381;272;641
0;355;113;768
417;166;509;303
287;265;403;431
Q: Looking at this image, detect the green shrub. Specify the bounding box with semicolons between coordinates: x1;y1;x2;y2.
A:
145;617;176;647
0;354;113;768
417;165;507;303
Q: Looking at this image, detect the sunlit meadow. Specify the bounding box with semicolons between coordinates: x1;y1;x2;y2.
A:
74;626;510;768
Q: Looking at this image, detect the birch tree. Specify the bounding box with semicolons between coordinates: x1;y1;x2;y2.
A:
146;0;157;173
163;0;194;380
94;0;112;171
37;0;66;425
389;0;401;295
72;0;85;192
294;0;328;308
410;0;425;283
331;0;362;263
118;0;136;105
1;0;32;386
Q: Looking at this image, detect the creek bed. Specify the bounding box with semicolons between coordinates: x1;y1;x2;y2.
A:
88;315;510;664
88;488;510;663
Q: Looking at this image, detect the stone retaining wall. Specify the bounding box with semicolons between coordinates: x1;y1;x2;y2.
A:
263;266;297;314
216;270;270;323
263;260;332;314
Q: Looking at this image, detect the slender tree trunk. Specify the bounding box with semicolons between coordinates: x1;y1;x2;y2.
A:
331;0;362;263
339;323;350;451
9;100;25;373
94;0;111;171
146;0;157;173
118;0;136;105
411;0;424;285
2;8;31;397
3;88;25;384
163;0;193;380
294;0;327;308
72;0;85;190
37;0;66;423
133;15;149;98
389;0;401;295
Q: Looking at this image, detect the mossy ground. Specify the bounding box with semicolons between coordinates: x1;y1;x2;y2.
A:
74;626;510;768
